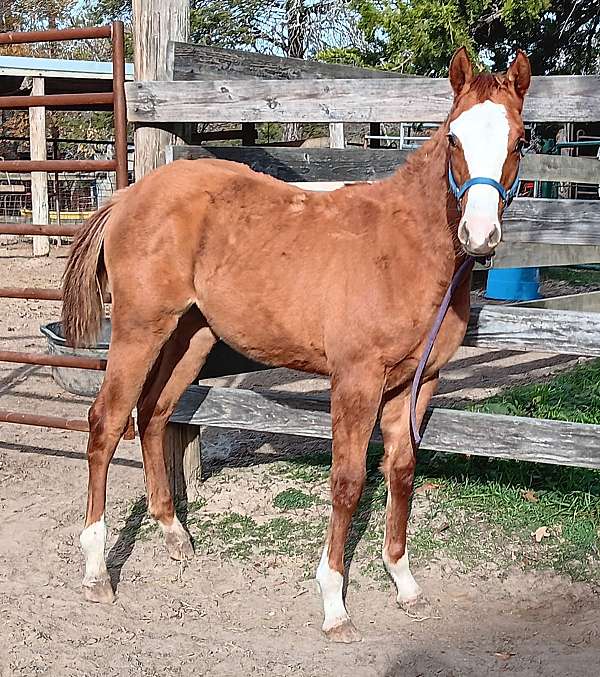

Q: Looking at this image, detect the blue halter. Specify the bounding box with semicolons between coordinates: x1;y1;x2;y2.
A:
448;164;520;207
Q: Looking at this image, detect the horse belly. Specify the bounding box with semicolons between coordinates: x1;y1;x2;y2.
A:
194;266;329;374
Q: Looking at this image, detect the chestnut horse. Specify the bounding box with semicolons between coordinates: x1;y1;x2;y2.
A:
62;48;531;642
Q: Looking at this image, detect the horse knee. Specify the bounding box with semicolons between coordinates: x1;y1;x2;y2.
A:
331;464;366;511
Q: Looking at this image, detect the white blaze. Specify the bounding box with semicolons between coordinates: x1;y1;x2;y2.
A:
450;101;510;251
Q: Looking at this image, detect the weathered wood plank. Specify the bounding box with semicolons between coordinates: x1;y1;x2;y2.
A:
168;144;410;181
126;76;600;124
132;0;189;179
171;41;404;82
164;423;202;501
523;153;600;183
169;144;600;184
465;305;600;356
503;198;600;246
29;77;49;256
516;290;600;312
493;243;600;269
170;385;600;469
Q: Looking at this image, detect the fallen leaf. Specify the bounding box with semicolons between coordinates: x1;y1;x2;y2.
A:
521;489;539;503
532;526;549;543
494;652;515;661
415;482;439;495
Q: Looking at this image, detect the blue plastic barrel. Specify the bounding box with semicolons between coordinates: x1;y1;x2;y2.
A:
485;267;541;301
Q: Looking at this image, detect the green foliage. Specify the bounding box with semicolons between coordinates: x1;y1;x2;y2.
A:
334;0;599;75
471;359;600;424
273;488;318;510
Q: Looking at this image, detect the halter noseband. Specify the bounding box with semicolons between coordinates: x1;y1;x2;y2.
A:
448;164;520;208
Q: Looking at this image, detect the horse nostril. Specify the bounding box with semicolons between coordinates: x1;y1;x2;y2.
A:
488;228;501;248
458;221;469;245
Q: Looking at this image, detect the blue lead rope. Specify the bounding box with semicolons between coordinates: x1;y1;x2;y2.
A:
409;256;475;446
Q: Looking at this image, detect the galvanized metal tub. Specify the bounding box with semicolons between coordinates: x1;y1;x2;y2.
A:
40;320;109;397
40;319;269;398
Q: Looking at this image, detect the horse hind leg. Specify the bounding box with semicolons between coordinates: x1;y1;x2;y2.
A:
137;307;217;561
316;362;384;643
80;308;183;604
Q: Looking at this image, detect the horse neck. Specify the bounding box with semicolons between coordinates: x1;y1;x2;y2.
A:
387;122;463;262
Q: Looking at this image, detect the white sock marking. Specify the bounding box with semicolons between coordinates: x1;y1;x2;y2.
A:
159;514;185;535
316;545;349;631
450;101;510;249
383;548;422;603
80;514;108;586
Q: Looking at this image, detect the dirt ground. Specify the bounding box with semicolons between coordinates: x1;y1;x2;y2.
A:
1;247;599;677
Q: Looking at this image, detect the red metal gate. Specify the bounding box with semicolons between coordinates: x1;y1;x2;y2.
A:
0;22;128;434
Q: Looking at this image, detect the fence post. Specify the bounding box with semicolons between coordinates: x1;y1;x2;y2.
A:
132;0;190;179
29;77;50;256
329;123;345;150
132;0;201;500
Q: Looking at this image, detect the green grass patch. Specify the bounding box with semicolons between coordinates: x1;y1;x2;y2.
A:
273;488;318;510
186;510;327;562
470;358;600;424
542;266;600;286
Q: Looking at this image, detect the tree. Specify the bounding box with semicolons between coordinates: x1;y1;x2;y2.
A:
341;0;600;75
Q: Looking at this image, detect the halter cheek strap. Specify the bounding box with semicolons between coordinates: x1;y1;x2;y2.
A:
448;164;520;207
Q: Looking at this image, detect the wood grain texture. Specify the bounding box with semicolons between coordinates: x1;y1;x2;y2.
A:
171;41;405;82
169;144;410;181
466;305;600;356
126;76;600;124
168;145;599;184
492;243;600;269
517;290;600;312
503;198;600;245
29;78;49;257
170;385;600;469
164;423;202;501
132;0;189;179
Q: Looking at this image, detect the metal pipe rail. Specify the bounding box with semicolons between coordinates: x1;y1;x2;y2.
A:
0;350;106;370
0;25;112;44
0;22;128;436
0;92;114;110
0;287;63;301
0;160;117;173
0;410;89;432
0;223;79;237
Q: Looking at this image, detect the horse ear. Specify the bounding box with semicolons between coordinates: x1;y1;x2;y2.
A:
507;50;531;97
449;47;473;96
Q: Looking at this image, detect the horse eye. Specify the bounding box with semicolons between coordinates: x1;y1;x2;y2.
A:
447;133;458;148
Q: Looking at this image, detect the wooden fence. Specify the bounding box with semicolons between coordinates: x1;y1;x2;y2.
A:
126;42;600;498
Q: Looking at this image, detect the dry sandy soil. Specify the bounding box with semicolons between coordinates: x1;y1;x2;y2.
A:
1;247;599;677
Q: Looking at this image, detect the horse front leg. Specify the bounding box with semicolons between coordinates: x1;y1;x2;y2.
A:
316;363;384;643
380;375;438;607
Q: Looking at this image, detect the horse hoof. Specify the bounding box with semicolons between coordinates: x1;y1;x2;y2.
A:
323;619;363;643
398;593;436;618
165;531;195;561
83;579;115;604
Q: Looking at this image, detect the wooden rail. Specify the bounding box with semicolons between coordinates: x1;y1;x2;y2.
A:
170;385;600;470
169;145;600;185
127;76;600;124
171;41;407;82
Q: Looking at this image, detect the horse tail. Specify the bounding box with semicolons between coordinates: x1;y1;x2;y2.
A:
62;191;124;347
